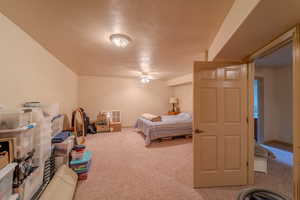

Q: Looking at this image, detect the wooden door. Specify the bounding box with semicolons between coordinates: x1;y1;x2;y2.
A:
193;62;248;187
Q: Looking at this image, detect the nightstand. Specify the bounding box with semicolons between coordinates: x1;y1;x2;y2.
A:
167;111;180;115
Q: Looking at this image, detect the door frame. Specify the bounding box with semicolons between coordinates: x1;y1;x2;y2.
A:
245;24;300;199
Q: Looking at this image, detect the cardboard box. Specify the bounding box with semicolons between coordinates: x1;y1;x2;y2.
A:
110;123;121;132
95;125;109;133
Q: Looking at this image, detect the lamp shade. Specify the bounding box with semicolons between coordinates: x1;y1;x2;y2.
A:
169;97;178;104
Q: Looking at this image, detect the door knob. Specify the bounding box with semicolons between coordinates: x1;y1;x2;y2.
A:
194;129;204;134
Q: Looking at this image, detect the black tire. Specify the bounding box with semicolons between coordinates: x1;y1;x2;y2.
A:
237;188;291;200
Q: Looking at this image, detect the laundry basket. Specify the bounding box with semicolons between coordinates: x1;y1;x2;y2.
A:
237;188;290;200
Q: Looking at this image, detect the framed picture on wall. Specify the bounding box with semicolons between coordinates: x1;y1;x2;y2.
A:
0;138;14;169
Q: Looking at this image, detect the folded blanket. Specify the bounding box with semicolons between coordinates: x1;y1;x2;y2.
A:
52;131;72;143
141;113;162;122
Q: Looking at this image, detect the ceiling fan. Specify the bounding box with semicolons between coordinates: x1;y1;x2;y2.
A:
139;72;159;84
129;70;160;83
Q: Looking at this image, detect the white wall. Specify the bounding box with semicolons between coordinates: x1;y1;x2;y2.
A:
78;76;172;127
255;65;292;144
0;13;78;119
171;83;193;113
167;73;192;86
255;67;278;142
274;66;293;143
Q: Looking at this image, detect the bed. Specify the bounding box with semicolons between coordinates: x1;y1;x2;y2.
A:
134;112;193;145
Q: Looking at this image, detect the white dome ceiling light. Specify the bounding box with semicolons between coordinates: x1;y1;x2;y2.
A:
109;33;132;48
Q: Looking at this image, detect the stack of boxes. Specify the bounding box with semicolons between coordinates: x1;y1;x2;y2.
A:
52;133;92;181
70;145;92;181
95;112;110;132
94;111;122;133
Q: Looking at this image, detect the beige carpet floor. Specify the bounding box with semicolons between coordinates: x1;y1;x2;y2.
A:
74;128;292;200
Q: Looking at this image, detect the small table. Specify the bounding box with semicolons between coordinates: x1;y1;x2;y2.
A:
167;111;180;115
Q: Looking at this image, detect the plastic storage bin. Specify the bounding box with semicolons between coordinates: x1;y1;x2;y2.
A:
31;109;52;166
54;136;74;156
71;151;84;161
73;145;86;152
51;115;64;136
78;172;89;180
0;127;35;159
19;167;44;200
54;155;69;170
70;151;92;181
33;138;52;167
70;151;92;167
52;131;72;143
8;194;19;200
0;109;32;130
0;163;17;200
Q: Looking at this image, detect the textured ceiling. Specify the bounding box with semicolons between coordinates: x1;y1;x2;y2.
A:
215;0;300;61
256;42;293;68
0;0;234;80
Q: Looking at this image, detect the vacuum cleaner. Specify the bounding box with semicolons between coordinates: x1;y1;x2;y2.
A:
237;188;291;200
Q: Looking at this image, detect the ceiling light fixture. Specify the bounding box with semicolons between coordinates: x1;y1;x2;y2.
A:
140;74;151;84
109;33;132;48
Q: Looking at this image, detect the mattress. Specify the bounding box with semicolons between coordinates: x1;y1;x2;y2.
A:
134;112;192;145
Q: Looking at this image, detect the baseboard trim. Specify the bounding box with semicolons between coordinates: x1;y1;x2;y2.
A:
122;125;134;128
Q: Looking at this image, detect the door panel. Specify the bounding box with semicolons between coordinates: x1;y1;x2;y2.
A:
199;136;217;170
224;136;241;170
193;62;248;187
224;88;241;122
199;88;218;122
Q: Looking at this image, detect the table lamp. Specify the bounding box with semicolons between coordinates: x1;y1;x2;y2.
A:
169;97;178;112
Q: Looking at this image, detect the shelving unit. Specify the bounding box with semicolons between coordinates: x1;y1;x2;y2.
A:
0;123;36;133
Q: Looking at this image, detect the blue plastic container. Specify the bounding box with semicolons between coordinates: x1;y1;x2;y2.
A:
70;151;92;166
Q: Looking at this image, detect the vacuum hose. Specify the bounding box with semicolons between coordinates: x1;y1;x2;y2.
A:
237;188;291;200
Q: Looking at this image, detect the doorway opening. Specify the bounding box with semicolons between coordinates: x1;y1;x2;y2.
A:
253;77;264;144
252;42;293;197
